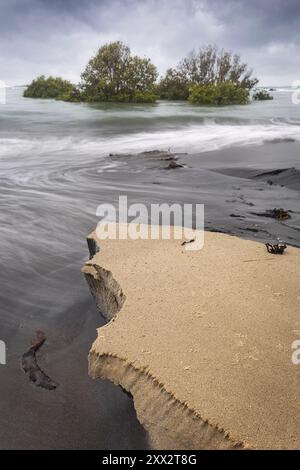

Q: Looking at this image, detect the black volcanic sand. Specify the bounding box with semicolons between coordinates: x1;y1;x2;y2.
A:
0;140;300;449
106;142;300;246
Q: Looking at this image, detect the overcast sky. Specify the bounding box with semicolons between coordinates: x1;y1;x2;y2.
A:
1;0;300;86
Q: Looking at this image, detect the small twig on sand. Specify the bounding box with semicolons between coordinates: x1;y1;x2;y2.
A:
181;238;195;246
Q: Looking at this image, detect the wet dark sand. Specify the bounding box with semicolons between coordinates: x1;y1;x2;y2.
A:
0;269;149;449
105;141;300;246
0;140;299;449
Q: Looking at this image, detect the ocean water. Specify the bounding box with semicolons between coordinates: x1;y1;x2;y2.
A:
0;87;299;449
2;87;300;160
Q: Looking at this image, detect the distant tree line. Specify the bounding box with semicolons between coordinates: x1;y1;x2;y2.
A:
24;41;263;105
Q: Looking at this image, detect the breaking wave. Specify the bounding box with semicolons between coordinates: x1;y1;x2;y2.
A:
1;122;300;164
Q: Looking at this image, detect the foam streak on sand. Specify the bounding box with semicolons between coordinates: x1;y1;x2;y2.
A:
83;225;300;450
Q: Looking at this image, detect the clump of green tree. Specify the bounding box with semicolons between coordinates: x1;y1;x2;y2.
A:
253;89;274;101
77;41;158;103
159;45;258;105
24;75;75;99
189;81;249;105
158;68;190;100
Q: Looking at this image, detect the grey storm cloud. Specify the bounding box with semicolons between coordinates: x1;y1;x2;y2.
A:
1;0;300;86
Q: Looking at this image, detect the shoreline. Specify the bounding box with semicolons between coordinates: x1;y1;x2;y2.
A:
100;141;300;247
1;139;300;449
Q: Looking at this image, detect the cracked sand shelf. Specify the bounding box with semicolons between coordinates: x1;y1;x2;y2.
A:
82;224;300;449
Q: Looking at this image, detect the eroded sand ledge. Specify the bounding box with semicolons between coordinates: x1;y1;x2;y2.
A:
82;225;300;449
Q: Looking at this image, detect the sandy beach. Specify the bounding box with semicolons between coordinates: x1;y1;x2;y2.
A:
84;226;300;449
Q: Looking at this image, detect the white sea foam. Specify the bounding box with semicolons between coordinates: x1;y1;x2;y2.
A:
0;122;300;162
